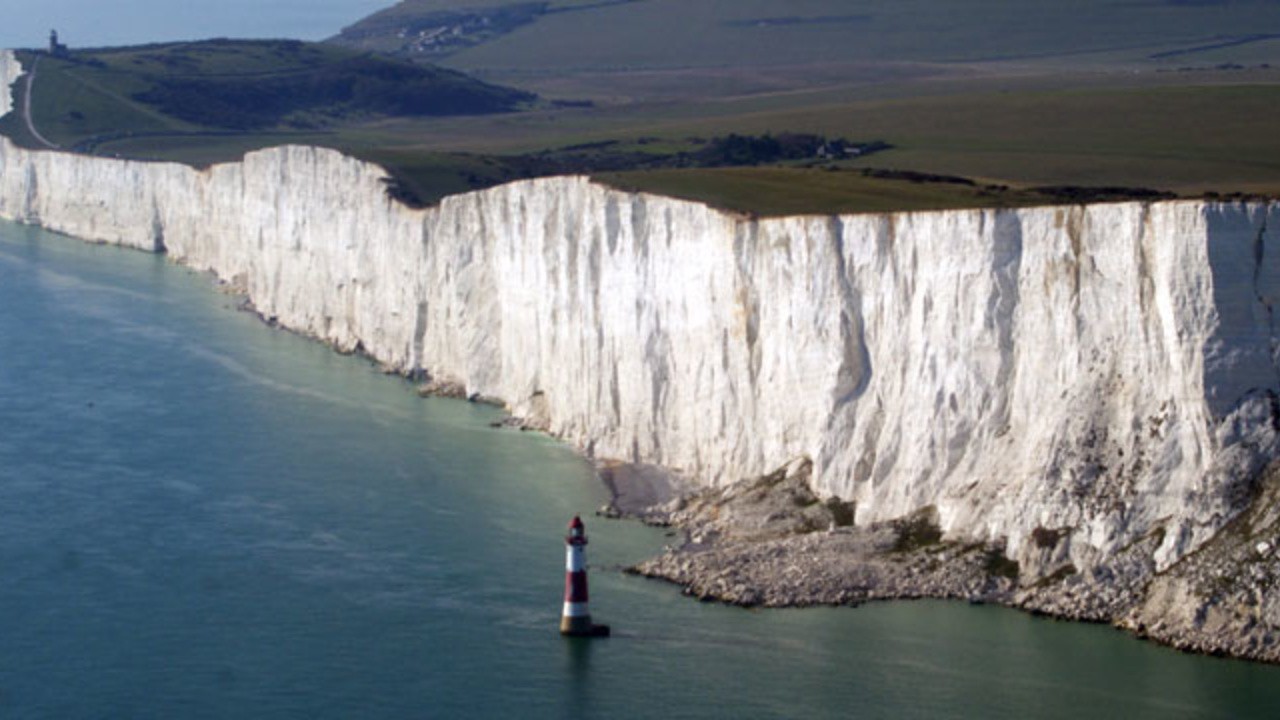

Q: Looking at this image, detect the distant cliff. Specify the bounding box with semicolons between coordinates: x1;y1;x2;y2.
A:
4;49;1280;660
0;50;17;118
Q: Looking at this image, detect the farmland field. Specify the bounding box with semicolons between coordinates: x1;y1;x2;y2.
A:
7;0;1280;212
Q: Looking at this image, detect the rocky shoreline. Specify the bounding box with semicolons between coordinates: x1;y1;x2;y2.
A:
603;459;1280;664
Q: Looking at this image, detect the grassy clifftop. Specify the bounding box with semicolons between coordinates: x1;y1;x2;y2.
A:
0;39;534;153
3;2;1278;215
321;0;1280;211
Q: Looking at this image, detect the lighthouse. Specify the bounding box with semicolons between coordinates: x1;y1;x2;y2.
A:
560;515;610;637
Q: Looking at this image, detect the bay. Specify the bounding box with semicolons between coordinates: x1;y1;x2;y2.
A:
3;222;1280;718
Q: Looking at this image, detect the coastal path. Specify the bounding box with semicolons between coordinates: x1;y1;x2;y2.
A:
22;56;61;150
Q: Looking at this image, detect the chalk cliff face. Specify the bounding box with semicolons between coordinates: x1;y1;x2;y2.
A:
0;50;17;118
2;50;1278;591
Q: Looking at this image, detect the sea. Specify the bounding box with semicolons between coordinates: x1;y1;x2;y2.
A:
3;219;1280;720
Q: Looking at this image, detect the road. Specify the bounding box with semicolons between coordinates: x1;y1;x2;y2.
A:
22;56;60;150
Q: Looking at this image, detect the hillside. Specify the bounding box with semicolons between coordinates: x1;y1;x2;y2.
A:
0;39;534;154
325;0;1280;209
3;2;1279;213
334;0;1280;79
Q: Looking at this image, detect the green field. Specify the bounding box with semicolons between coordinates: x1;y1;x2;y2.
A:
1;39;533;154
57;70;1280;210
330;0;1280;208
340;0;1280;71
593;167;1032;216
4;1;1279;213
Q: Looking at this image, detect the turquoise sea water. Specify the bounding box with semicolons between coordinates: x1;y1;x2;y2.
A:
3;220;1280;719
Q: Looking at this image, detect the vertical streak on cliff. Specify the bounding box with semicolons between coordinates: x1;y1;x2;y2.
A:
149;200;166;253
1251;212;1280;389
829;215;870;408
1271;205;1280;387
990;209;1024;445
21;161;36;222
733;218;762;388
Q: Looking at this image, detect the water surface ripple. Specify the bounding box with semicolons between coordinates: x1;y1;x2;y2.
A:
1;222;1278;719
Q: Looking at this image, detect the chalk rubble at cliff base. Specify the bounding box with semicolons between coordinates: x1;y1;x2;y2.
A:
626;459;1280;663
4;48;1280;661
627;460;1018;607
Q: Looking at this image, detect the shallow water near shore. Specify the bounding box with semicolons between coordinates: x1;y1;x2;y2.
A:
2;219;1280;719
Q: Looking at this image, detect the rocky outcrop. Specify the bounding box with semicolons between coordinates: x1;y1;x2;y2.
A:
632;459;1280;661
631;463;1017;608
4;49;1280;659
1118;462;1280;661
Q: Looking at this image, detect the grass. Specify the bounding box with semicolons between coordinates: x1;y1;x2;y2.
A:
824;84;1280;195
46;72;1280;211
86;39;353;77
83;77;1280;210
18;52;198;147
559;81;1280;204
11;39;533;152
428;0;1280;74
579;81;1280;213
352;148;519;204
6;4;1280;214
592;167;1038;216
85;132;342;165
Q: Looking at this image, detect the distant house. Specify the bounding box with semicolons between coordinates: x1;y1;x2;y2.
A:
49;30;69;57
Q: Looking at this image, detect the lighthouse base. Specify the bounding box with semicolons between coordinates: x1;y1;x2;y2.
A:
560;616;611;637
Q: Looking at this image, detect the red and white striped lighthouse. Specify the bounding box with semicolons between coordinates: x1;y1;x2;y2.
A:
560;515;609;637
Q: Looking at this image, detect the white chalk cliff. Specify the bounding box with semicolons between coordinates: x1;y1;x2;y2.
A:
3;50;1279;589
0;50;16;118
